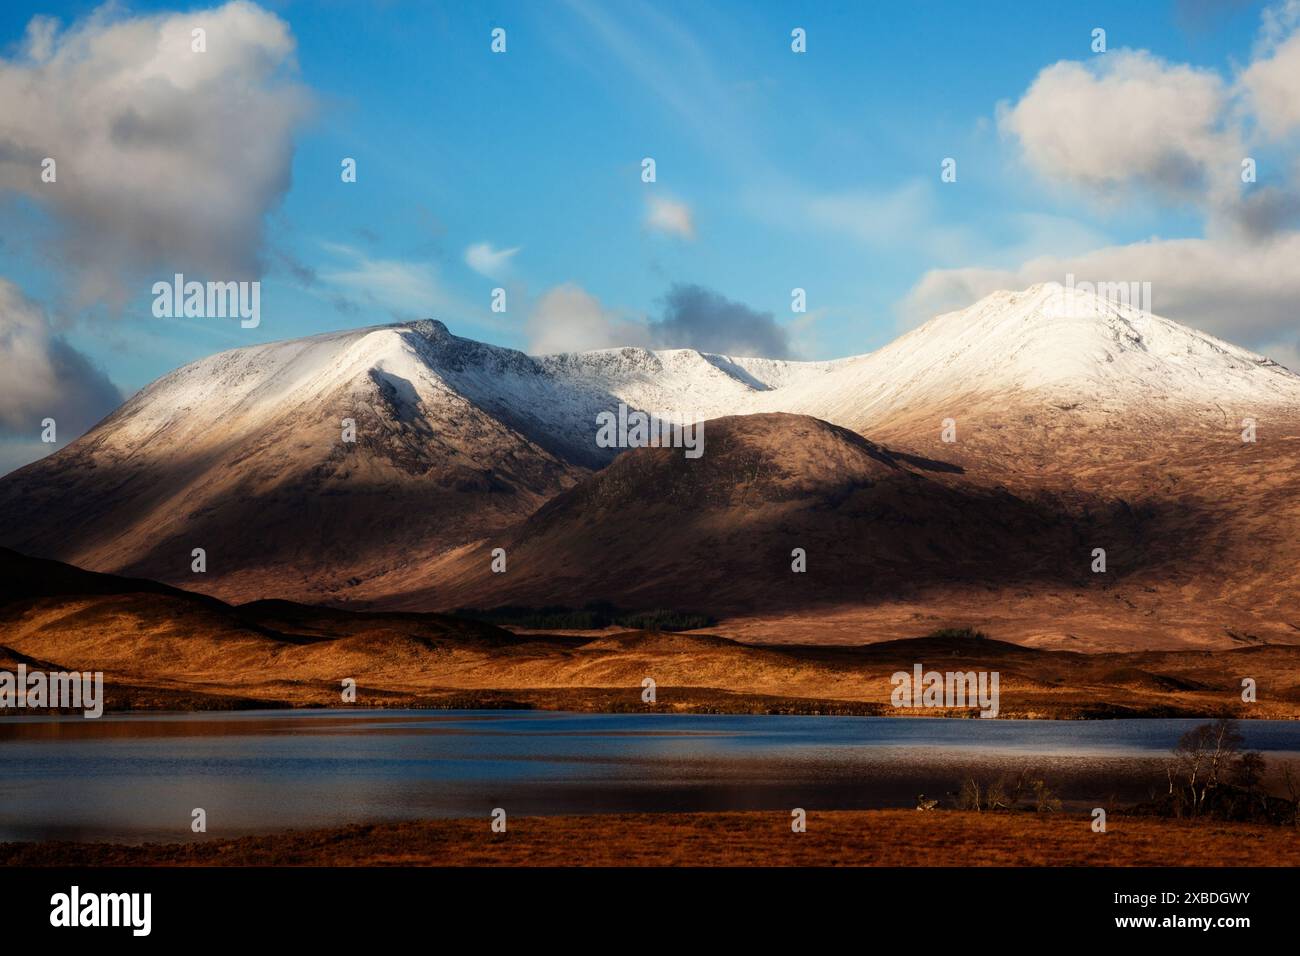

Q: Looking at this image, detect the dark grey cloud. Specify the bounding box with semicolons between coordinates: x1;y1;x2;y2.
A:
528;282;795;358
1226;186;1300;240
647;283;793;358
331;294;361;315
275;247;364;316
0;279;121;439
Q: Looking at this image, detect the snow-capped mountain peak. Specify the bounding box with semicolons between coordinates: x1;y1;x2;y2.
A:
743;282;1300;431
96;283;1300;466
3;285;1297;607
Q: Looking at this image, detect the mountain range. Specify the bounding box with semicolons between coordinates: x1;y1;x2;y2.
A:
2;282;1298;652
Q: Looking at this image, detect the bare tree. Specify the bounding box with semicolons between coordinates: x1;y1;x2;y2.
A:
957;777;982;811
1281;764;1300;829
1172;719;1246;816
986;776;1012;811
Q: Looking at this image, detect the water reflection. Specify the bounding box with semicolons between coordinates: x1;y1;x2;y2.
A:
1;710;1297;844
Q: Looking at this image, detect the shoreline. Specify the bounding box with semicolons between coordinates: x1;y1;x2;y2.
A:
1;697;1290;720
2;680;1294;721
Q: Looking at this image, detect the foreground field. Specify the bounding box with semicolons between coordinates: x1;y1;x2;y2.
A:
4;811;1298;867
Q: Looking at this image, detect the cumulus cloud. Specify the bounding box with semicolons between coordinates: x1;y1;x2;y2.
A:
528;283;649;354
996;10;1300;246
527;282;792;358
1242;3;1300;137
647;284;792;357
0;279;121;439
0;2;312;309
918;6;1300;368
464;241;520;279
998;50;1239;205
645;196;696;239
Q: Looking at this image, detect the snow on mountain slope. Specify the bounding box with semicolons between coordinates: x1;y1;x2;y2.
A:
90;281;1300;470
1;282;1297;606
0;322;587;600
747;283;1300;430
446;280;1300;447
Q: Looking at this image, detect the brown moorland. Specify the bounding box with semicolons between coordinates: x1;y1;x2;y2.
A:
4;810;1297;867
3;548;1299;718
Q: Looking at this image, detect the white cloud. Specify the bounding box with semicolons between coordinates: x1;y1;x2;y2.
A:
646;196;696;239
1241;16;1300;138
464;241;520;279
998;50;1238;204
805;181;933;246
921;7;1300;367
899;234;1300;370
801;180;978;261
527;283;648;354
0;2;312;309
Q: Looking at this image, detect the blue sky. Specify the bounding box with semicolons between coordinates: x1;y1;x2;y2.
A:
2;0;1299;471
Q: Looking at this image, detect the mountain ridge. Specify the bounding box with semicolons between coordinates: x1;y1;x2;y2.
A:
2;283;1298;646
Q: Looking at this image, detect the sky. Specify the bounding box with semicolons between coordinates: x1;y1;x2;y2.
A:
2;0;1300;473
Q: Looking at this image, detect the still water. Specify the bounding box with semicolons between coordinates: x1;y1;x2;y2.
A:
2;710;1297;843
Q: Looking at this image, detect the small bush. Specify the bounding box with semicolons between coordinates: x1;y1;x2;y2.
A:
954;769;1060;814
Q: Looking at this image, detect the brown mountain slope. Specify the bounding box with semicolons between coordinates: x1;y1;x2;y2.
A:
397;413;1171;615
0;324;584;605
2;288;1298;649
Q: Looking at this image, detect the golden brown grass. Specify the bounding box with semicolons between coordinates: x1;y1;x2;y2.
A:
6;593;1300;717
4;810;1298;867
5;544;1300;718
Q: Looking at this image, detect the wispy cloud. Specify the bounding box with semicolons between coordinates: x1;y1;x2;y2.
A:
558;0;754;159
645;196;696;239
464;241;521;279
319;242;442;317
